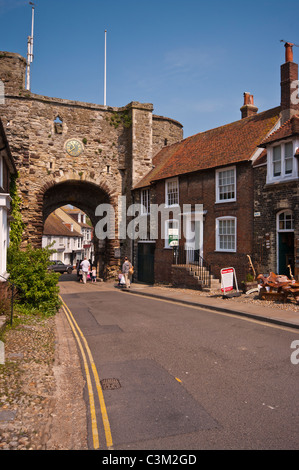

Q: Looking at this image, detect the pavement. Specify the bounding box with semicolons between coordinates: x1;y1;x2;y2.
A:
59;275;299;331
118;282;299;331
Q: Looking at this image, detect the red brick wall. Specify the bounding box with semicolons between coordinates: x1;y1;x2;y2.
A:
152;161;254;285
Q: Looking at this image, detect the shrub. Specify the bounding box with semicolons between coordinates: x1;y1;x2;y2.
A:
7;244;61;316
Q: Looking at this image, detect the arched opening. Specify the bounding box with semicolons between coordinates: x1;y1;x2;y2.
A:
43;180;119;280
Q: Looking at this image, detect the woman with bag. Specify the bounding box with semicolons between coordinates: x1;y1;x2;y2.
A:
122;256;133;288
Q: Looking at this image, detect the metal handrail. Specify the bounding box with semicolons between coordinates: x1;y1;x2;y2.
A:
0;274;20;326
173;245;212;288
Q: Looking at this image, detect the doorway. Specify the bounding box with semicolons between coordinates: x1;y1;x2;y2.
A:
184;212;203;263
137;242;155;284
277;211;294;276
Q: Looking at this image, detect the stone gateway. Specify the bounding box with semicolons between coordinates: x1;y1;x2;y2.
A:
0;51;183;278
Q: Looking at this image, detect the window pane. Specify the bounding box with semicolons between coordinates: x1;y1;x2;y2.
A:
273;146;281;177
167;180;178;205
285;142;293;158
279;211;294;230
218;169;235;200
218;219;235;251
285;142;293;175
141;189;150;213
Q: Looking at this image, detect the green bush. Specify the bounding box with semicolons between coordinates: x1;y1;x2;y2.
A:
7;245;61;316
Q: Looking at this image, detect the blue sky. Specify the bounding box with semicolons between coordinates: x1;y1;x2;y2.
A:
0;0;298;138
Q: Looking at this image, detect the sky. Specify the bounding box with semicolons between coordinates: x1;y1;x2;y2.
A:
0;0;298;138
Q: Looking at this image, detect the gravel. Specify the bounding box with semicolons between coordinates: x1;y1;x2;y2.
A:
0;311;88;450
0;315;56;450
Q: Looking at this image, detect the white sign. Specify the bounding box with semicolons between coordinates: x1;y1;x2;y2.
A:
168;228;179;247
221;267;236;293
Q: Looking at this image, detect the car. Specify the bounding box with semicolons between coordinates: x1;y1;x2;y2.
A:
48;260;73;274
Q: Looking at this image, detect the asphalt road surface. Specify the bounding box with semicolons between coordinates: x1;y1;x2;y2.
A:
59;278;299;451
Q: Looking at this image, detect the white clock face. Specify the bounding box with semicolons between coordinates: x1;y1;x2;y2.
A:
65;139;84;157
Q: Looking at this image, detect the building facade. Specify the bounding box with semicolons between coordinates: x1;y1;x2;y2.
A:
133;44;299;287
252;43;299;280
42;209;83;265
0;118;17;296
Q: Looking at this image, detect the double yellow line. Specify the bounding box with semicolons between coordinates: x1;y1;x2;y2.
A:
59;295;113;450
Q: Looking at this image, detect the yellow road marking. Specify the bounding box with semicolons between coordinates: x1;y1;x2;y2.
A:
60;296;113;450
61;303;99;449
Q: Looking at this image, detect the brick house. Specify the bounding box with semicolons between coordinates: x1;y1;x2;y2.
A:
252;43;299;280
132;45;299;288
0;118;17;296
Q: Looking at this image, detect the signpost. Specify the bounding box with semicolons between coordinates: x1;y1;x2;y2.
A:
220;267;240;297
169;228;179;264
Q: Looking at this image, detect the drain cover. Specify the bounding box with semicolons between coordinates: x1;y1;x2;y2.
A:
100;378;121;390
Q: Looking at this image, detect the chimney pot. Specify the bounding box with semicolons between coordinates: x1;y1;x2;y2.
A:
240;93;258;118
285;42;294;63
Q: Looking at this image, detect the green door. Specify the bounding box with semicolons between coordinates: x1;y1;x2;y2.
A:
278;232;294;276
137;243;155;284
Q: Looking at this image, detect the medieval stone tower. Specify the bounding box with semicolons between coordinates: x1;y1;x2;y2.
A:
0;51;183;277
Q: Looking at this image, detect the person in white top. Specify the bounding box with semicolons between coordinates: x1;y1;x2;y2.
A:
80;257;90;284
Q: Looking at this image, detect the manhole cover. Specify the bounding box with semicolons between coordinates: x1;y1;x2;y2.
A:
100;378;121;390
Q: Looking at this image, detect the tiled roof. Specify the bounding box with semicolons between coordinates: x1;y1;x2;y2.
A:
134;106;280;188
43;212;82;237
259;114;299;147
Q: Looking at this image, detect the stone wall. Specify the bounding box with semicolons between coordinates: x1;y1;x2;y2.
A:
0;51;183;277
253;162;299;276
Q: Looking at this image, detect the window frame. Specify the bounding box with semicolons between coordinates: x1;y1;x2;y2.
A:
0;156;3;189
267;140;297;183
277;210;294;232
165;177;179;207
141;188;150;215
215;216;237;252
215;166;236;204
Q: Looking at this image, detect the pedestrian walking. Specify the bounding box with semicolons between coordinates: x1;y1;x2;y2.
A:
80;257;90;284
122;256;133;288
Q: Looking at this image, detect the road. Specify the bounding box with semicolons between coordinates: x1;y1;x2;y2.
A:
59;276;299;451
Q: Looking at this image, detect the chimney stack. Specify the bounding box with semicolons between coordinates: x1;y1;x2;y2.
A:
240;92;258;119
280;42;299;124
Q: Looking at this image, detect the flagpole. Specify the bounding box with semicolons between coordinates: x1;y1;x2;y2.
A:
26;2;35;91
104;29;107;106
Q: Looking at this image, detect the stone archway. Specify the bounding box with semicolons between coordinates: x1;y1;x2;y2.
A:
42;179;120;279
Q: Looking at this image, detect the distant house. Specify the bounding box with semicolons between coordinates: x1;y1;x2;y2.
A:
0;118;17;294
133;44;298;287
62;207;94;262
42;210;83;266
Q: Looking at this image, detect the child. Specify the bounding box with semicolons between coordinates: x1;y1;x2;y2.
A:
91;266;97;283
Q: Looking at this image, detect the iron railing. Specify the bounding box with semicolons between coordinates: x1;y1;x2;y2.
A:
173;245;212;288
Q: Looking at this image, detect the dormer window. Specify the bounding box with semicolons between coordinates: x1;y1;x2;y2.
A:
267;140;297;183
